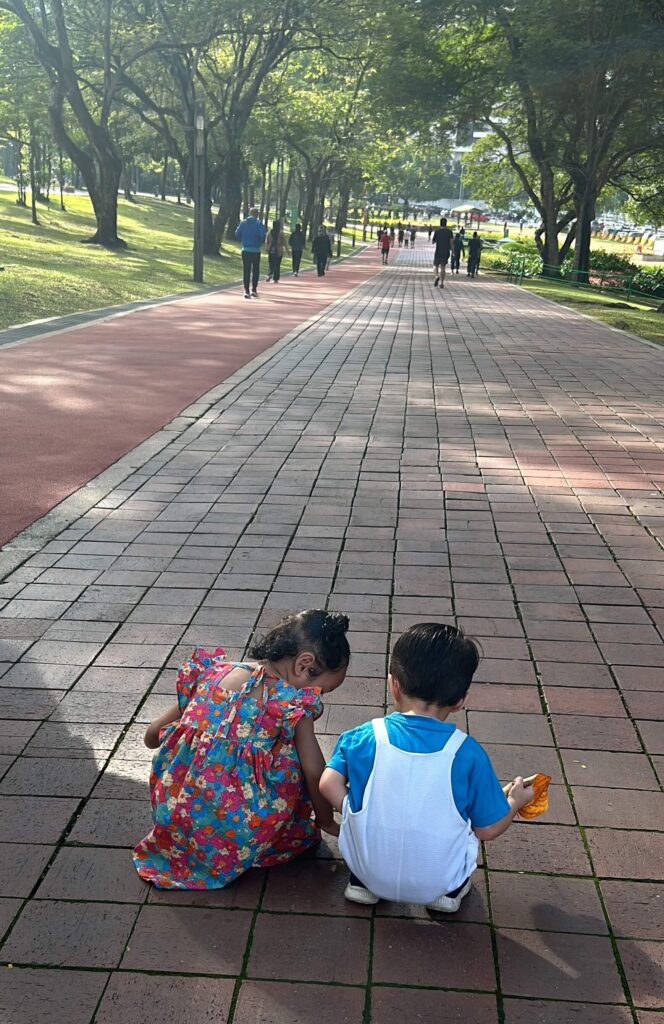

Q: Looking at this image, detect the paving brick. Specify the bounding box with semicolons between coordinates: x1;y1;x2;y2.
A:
560;749;660;789
637;720;663;754
37;846;147;902
503;1000;633;1023
618;939;664;1009
0;688;66;720
372;918;495;990
486;824;592;876
262;858;371;916
248;913;370;984
67;797;152;846
234;981;366;1024
601;880;664;940
1;899;138;967
95;973;235;1024
0;719;39;754
122;905;252;973
148;868;265;909
0;967;108;1024
0;795;78;842
0;842;54;897
572;786;664;829
0;755;102;796
467;711;554;746
370;988;497;1024
497;928;626;1002
0;896;21;937
551;715;641;751
587;829;664;879
489;873;607;934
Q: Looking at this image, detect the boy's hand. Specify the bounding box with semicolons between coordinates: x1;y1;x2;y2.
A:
315;816;340;837
504;776;534;812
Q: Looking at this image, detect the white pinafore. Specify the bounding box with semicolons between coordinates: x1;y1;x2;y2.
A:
339;717;479;904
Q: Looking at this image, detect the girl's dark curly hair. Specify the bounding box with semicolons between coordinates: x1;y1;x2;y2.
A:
249;609;350;674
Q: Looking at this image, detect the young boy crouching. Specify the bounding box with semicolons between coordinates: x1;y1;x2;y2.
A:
320;623;533;910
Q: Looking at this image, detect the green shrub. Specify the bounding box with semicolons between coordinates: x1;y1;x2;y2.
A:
589;250;633;273
630;268;664;298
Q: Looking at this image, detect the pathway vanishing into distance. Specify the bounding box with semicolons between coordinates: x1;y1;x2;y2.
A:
0;238;663;1023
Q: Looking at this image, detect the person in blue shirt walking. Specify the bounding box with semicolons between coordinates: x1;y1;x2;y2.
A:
235;207;267;298
320;623;535;911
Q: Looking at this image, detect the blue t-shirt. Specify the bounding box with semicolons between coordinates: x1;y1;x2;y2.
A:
327;713;509;828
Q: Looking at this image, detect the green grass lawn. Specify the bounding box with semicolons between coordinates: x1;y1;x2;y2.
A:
0;189;362;330
0;190;246;329
520;276;664;346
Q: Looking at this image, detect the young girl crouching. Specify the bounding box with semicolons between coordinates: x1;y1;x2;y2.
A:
133;609;349;889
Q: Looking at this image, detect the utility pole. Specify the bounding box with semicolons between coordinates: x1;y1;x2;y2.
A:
193;101;206;283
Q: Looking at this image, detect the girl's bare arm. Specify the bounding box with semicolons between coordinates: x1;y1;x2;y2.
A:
294;717;339;836
144;702;181;749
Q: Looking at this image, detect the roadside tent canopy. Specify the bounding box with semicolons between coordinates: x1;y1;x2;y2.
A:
450;204;485;215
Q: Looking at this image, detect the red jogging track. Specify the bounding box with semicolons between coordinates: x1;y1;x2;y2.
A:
0;247;382;546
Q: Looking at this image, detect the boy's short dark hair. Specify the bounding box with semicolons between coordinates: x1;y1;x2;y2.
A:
389;623;480;707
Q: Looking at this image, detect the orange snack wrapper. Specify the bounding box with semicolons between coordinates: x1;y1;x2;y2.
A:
518;773;551;819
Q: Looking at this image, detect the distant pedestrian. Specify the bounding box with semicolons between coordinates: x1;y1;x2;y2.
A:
427;225;432;241
467;231;482;277
312;226;333;276
404;233;409;249
451;231;465;274
432;216;454;288
235;207;267;298
410;227;417;247
289;223;306;276
389;225;396;244
377;227;383;248
398;225;405;247
265;219;289;283
380;230;392;264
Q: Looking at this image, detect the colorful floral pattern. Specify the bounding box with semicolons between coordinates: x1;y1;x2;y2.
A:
133;647;323;889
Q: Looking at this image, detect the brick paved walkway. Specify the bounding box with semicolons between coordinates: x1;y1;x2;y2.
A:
1;240;663;1023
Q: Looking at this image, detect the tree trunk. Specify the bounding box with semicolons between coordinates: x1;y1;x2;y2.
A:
335;182;350;232
216;152;243;242
15;134;26;206
258;165;267;221
263;163;273;228
28;137;40;225
84;155;125;247
538;178;562;275
242;167;250;218
280;162;294;221
572;189;596;282
160;155;168;201
122;161;133;202
58;148;66;210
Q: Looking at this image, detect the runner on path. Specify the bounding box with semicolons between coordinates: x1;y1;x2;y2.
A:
432;217;454;288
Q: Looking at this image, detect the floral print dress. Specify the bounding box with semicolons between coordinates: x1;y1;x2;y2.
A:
133;647;323;889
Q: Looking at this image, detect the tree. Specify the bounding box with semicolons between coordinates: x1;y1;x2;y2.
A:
384;0;664;277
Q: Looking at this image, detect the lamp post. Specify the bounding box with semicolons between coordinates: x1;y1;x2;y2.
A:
193;101;206;283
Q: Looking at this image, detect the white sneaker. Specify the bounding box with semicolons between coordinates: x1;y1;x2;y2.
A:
427;878;472;913
344;881;379;905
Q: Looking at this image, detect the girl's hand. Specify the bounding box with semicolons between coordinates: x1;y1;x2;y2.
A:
315;816;340;837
